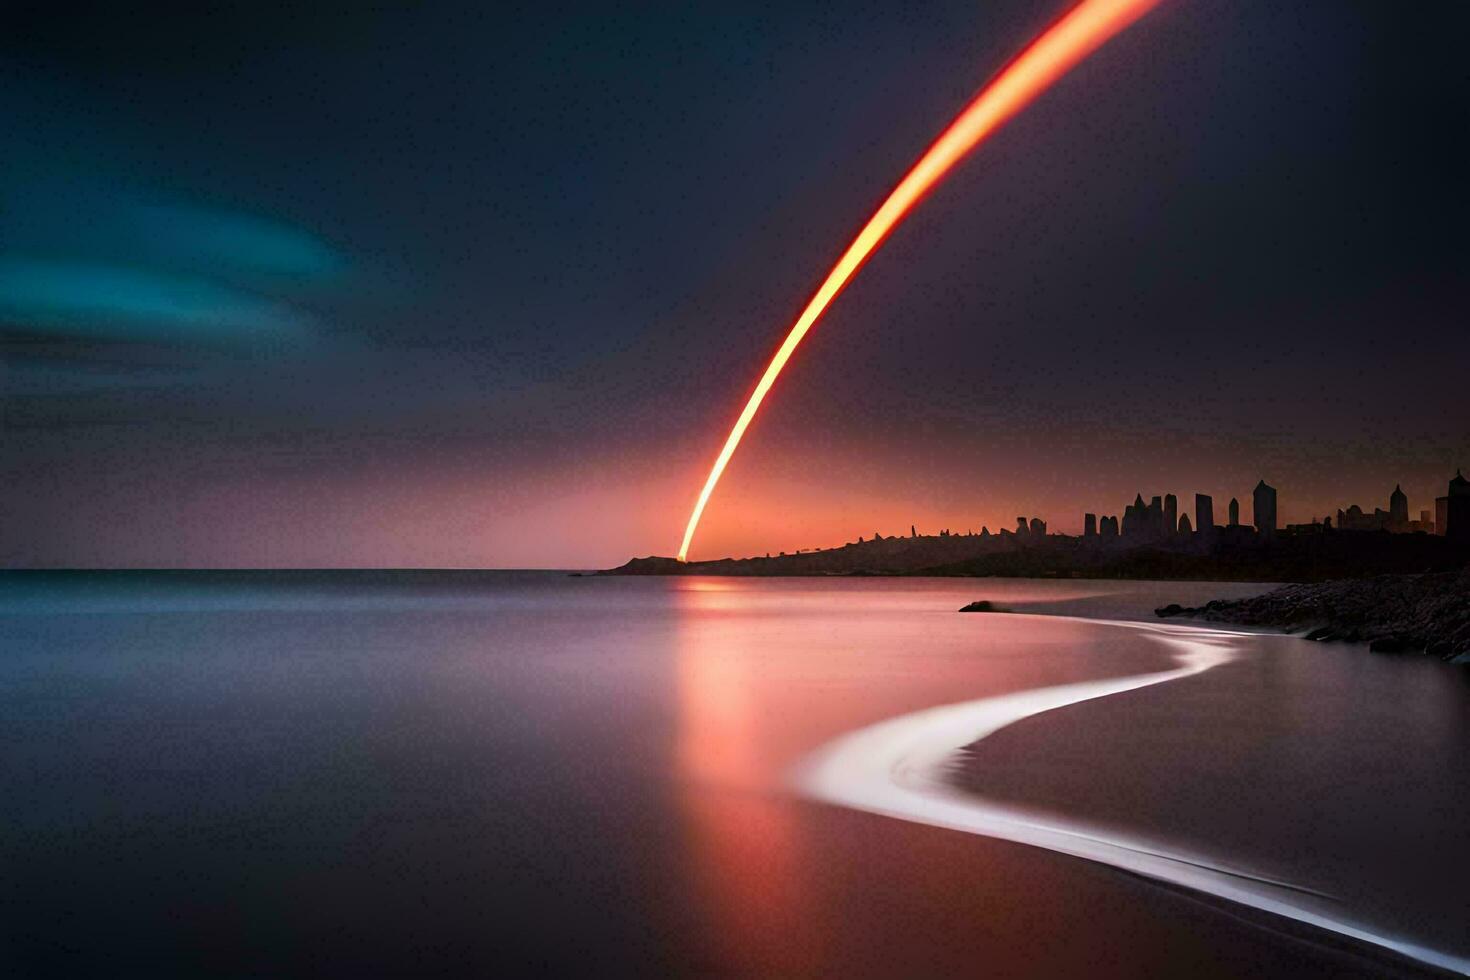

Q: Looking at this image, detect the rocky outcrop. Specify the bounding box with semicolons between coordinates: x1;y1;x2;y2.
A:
604;556;689;575
1156;569;1470;662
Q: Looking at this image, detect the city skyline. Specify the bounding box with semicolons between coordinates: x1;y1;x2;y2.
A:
652;468;1468;564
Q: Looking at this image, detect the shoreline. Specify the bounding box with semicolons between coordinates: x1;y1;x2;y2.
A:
605;532;1468;581
794;615;1469;976
1156;569;1470;662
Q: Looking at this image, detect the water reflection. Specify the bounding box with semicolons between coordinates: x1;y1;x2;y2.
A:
5;573;1455;977
664;577;1470;974
672;581;820;973
663;578;1186;974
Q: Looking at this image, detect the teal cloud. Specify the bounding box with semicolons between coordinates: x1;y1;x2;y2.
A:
122;203;346;282
0;259;311;343
0;171;346;348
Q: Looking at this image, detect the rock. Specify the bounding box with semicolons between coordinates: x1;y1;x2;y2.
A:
600;555;689;575
1157;567;1470;662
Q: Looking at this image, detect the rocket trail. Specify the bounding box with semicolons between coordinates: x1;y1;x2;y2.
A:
677;0;1162;561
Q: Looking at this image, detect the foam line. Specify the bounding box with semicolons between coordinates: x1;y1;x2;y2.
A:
792;618;1468;975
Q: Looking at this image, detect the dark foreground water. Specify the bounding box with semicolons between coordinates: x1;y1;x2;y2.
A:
1;572;1465;977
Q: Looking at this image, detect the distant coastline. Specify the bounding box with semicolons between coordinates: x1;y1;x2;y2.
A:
604;528;1467;583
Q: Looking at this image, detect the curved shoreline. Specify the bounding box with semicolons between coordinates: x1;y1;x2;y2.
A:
791;616;1469;976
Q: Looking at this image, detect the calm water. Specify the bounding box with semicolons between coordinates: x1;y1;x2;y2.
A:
2;572;1465;977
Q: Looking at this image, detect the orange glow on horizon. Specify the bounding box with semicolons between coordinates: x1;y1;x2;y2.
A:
678;0;1162;561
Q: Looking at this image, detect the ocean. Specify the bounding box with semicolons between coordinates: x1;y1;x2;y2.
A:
2;572;1465;977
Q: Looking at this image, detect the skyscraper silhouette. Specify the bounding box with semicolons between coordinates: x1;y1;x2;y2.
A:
1447;470;1470;544
1253;480;1277;537
1389;484;1408;528
1195;493;1213;533
1123;494;1147;539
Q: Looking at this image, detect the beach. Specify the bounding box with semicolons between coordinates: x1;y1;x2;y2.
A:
2;572;1464;976
800;614;1469;974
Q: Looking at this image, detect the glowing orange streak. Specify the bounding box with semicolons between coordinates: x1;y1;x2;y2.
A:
677;0;1161;561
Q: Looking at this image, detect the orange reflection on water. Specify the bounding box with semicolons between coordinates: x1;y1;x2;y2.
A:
671;580;825;973
662;578;1206;972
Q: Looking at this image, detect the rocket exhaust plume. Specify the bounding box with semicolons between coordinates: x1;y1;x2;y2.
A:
677;0;1162;561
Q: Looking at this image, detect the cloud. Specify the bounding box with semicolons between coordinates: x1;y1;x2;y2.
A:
0;162;346;349
121;202;346;282
0;259;311;343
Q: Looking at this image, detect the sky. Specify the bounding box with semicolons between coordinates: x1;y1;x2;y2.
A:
2;0;1466;568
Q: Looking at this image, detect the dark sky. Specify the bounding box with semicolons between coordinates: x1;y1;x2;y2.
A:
2;0;1466;567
